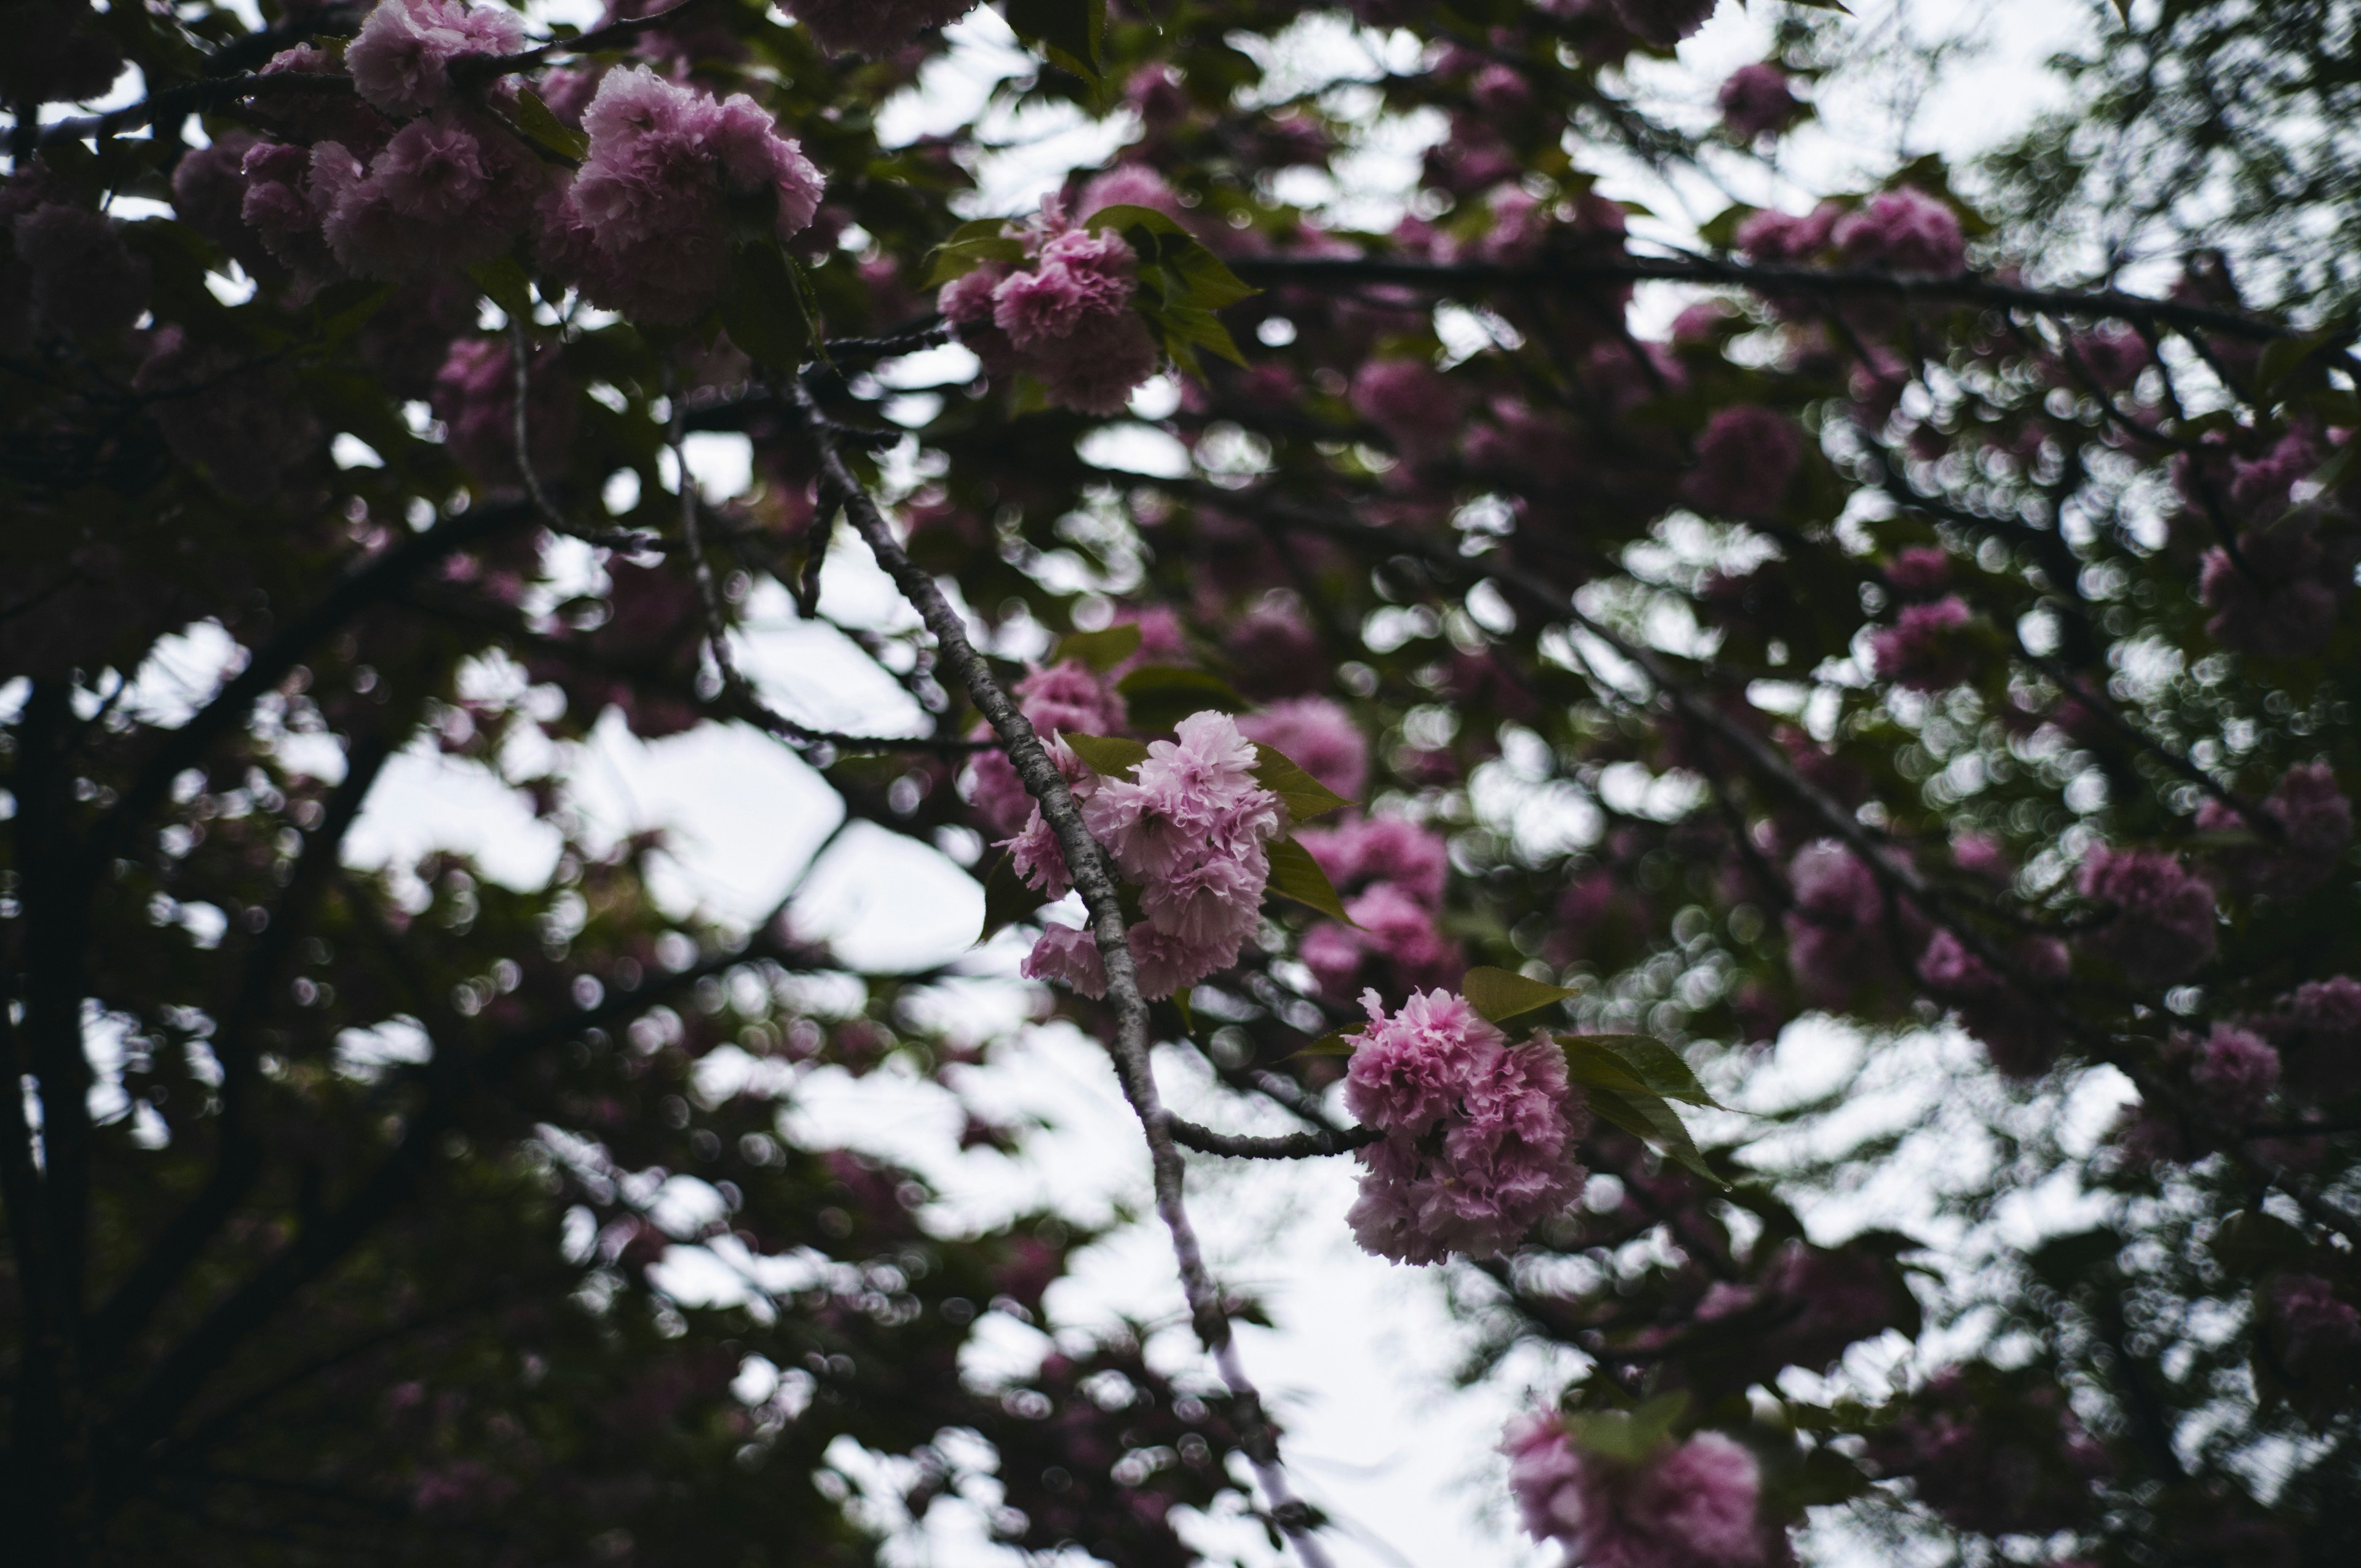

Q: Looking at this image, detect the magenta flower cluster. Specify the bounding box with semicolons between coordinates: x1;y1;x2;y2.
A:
227;2;823;321
1016;711;1286;1000
2074;846;2218;985
1687;404;1801;516
2195;761;2352;896
547;66;824;323
939;200;1161;415
1295;813;1459;996
1717;64;1800;141
1342;989;1588;1264
1505;1416;1771;1568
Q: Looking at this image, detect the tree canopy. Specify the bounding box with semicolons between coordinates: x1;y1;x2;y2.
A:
5;1;2359;1565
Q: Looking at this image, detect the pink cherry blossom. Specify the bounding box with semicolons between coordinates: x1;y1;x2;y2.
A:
2188;1023;2280;1118
346;0;524;117
2195;761;2351;896
1351;356;1463;462
312;113;548;279
1021;922;1105;996
1868;594;1973;689
1297;814;1451;908
1687;404;1801;516
547;66;823;325
1832;188;1966;275
1718;64;1800;140
12;204;148;336
1344;988;1588;1263
1505;1416;1771;1568
1784;841;1889;1003
1238;697;1367;802
1734;202;1838;263
2075;847;2218;985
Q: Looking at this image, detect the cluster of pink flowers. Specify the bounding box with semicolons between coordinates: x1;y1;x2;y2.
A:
432;336;574;485
1738;188;1964;277
787;0;976;57
1783;841;1894;1004
1349;357;1464;464
9;202;149;340
1916;927;2071;1078
1296;815;1459;996
1867;594;1974;689
1832;188;1966;275
2197;509;2354;659
1884;545;1952;598
1238;697;1368;802
2268;975;2361;1101
1686;404;1801;516
1717;64;1801;140
1014;712;1285;1000
2074;846;2218;986
2195;761;2352;896
346;0;523;115
963;659;1127;837
1342;989;1588;1264
223;3;823;320
2185;1023;2282;1119
546;66;823;323
1865;1369;2111;1537
1504;1416;1772;1568
938;200;1161;415
2272;1273;2361;1371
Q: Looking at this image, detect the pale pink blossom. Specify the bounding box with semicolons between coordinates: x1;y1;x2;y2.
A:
312;114;547;279
1239;697;1367;802
1505;1416;1771;1568
1868;594;1973;689
1021;922;1105;996
1832;188;1966;275
12;204;148;336
1734;203;1839;263
548;66;823;324
346;0;524;116
1345;989;1588;1263
1297;815;1450;908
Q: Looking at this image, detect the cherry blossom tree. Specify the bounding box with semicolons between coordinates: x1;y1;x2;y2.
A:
6;0;2360;1565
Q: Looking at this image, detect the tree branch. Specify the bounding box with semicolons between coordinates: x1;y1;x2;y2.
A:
791;380;1337;1568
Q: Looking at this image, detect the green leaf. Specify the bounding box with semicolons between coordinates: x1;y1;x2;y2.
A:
310;280;394;346
1172;987;1195;1037
1579;1081;1717;1182
2253;322;2350;398
1115;664;1248;731
976;852;1047;945
1560;1393;1689;1464
1062;732;1151;778
1002;0;1105;82
1461;965;1578;1025
923;218;1027;287
1249;743;1355;824
1266;836;1355;924
1559;1034;1720;1108
1158;303;1250;369
511;88;588;163
1080;205;1259;310
717;240;810;370
1289;1031;1355;1058
465;255;534;323
1052;622;1144;672
1795;1446;1873;1506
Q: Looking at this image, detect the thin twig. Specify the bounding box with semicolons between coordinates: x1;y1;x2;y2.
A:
793;378;1337;1568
